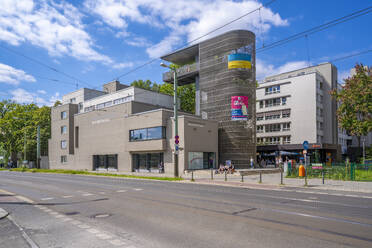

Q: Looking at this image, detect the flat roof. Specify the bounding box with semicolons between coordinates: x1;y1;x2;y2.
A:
161;44;199;64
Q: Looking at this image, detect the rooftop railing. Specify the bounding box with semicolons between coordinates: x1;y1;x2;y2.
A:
163;62;199;82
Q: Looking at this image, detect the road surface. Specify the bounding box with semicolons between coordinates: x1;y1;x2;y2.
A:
1;171;372;248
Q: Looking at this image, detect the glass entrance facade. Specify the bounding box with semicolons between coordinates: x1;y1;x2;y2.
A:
132;153;164;172
93;154;118;170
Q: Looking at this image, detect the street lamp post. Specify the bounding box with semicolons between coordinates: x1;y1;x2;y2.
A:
161;63;179;177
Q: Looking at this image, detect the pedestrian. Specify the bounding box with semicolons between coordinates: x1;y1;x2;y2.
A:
250;157;254;169
260;159;265;168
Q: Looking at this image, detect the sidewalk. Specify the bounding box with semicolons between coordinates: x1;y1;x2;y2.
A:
182;170;372;193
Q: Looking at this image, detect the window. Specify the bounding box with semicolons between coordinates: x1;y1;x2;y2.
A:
257;138;264;144
257;115;264;121
282;122;291;131
281;97;287;105
282;110;290;118
283;136;291;144
104;101;112;107
61;140;67;149
61;155;67;163
265;85;280;95
70;98;76;103
96;103;105;109
259;101;264;109
267;137;280;144
75;126;79;148
320;122;323;130
319;82;323;89
113;95;133;105
257;125;264;133
265;124;281;132
61;111;67;119
130;126;166;141
84;106;95;112
78;102;83;112
273;98;281;106
61;126;67;134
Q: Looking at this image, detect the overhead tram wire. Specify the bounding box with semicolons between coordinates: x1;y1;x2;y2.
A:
112;0;278;81
0;44;96;88
329;49;372;63
256;6;372;53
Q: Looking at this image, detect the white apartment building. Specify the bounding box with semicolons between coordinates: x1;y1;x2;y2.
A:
256;63;340;163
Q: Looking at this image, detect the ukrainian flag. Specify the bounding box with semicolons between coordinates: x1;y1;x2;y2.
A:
228;53;251;69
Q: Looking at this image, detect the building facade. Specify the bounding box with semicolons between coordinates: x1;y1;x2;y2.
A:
49;81;218;175
256;63;340;164
161;30;256;168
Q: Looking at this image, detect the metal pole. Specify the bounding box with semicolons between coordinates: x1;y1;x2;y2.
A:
37;125;40;169
241;175;244;182
224;170;227;181
173;69;179;178
23;129;26;161
211;168;213;180
280;169;283;185
191;170;194;182
363;138;365;164
305;167;308;186
259;172;262;183
322;169;325;184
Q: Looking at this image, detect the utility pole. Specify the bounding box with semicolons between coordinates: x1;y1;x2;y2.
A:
23;130;26;162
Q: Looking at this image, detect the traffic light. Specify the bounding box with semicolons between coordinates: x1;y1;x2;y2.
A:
175;135;179;144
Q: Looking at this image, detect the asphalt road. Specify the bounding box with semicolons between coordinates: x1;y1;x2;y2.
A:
1;171;372;248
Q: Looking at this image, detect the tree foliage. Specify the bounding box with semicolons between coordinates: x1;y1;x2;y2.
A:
331;63;372;141
0;100;51;163
130;79;196;113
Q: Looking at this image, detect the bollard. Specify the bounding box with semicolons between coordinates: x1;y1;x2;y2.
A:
259;172;262;183
280;169;284;185
304;167;308;186
224;170;227;181
241;175;244;182
211;168;214;180
322;169;325;184
191;171;194;182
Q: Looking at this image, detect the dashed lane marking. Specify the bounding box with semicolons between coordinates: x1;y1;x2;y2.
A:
62;195;73;198
61;217;72;222
41;197;54;201
78;224;90;229
134;188;143;191
116;190;127;193
96;233;112;240
82;193;94;196
87;228;99;234
109;239;126;246
71;220;82;225
49;212;58;215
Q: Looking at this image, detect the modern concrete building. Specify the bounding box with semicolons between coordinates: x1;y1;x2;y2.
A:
256;63;340;163
49;81;218;175
161;29;256;168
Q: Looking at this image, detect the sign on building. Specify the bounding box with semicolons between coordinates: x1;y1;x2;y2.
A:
228;53;252;69
231;96;249;121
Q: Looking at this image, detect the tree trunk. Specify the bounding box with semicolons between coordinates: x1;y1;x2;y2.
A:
358;136;361;162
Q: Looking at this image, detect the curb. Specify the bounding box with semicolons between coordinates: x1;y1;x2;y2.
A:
0;208;9;219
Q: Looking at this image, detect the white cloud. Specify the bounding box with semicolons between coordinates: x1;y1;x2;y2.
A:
0;0;115;64
37;90;47;94
85;0;288;58
256;59;309;80
112;62;134;69
338;70;350;84
125;36;151;47
0;63;36;85
10;88;60;106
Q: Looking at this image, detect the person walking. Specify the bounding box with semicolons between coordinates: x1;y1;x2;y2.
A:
250;157;254;169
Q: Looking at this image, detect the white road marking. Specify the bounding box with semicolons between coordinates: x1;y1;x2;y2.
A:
16;195;35;203
134;188;143;191
43;209;51;212
62;195;73;198
7;215;39;248
82;193;94;196
41;197;54;201
87;228;99;234
55;215;64;218
109;239;126;246
99;192;106;194
96;233;112;240
78;224;90;229
71;220;82;225
116;190;127;193
61;217;72;222
49;212;58;215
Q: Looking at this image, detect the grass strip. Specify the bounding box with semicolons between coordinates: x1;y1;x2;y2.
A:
6;168;183;181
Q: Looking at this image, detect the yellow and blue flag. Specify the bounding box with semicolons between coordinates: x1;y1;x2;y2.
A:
228;53;251;69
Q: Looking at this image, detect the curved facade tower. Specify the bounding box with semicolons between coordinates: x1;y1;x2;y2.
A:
162;30;256;168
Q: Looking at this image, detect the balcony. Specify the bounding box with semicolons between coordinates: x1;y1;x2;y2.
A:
162;62;199;85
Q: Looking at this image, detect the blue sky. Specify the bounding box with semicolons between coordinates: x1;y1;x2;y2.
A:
0;0;371;106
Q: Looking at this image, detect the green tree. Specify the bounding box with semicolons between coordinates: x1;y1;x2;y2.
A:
0;100;51;164
331;64;372;159
159;83;195;113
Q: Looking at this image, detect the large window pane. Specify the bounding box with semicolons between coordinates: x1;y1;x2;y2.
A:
147;127;162;140
130;126;165;141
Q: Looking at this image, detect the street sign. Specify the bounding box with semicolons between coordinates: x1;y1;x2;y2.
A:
303;140;309;150
174;145;179;155
175;135;179;144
